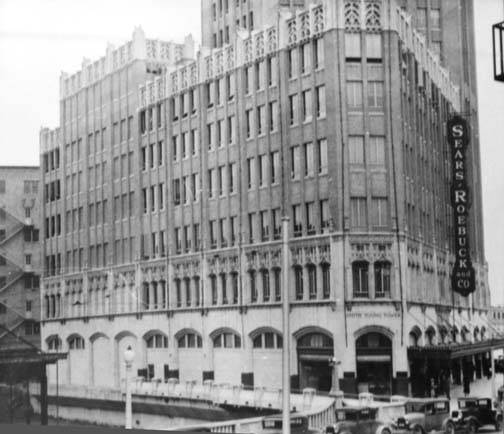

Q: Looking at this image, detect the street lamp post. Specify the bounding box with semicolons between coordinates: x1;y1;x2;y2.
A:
329;357;341;396
124;345;135;430
282;216;291;434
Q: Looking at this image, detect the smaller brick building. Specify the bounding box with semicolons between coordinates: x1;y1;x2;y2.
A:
0;166;42;350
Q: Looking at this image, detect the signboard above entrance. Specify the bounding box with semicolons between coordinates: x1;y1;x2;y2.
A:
447;116;476;297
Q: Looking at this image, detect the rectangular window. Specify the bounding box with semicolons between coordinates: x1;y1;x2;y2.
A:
371;198;388;227
316;85;326;118
269;101;278;132
304;142;314;177
248;213;255;243
271;151;280;184
314;37;324;68
260;210;269;241
292;204;302;237
368;136;386;165
173;179;181;205
430;9;441;28
229;163;236;193
227;116;235;144
218;166;225;196
302;89;312;122
318;139;328;174
288;47;298;78
417;7;427;28
300;42;311;74
208;169;215;198
367;81;384;108
230;216;237;246
259;154;267;186
226;73;235;100
289;94;298;125
306;202;315;235
193;224;200;251
172;136;179;161
247;157;255;189
245;66;253;94
273;208;281;239
209;220;217;248
291;145;300;179
351;197;367;228
257;105;265;135
347;82;363;108
349;136;365;164
267;55;277;86
246;109;253;138
320;199;330;230
366;34;382;59
207;123;214;149
345;33;361;59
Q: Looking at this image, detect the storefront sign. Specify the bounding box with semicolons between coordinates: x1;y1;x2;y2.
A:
347;312;400;319
447;116;476;297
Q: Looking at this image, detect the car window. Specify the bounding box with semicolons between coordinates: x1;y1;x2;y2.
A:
425;404;434;415
360;410;371;420
478;399;489;407
336;411;346;422
434;402;448;414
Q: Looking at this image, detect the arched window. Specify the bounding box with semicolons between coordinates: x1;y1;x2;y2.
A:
145;333;168;348
425;327;436;345
220;273;227;304
294;265;303;300
273;267;281;301
68;335;85;350
307;264;317;300
261;269;270;302
47;336;62;352
193;276;200;306
231;272;239;304
374;261;391;298
213;332;241;349
356;332;391;349
473;327;480;342
175;278;182;307
253;332;283;349
249;270;257;303
298;332;333;349
184;277;191;307
178;333;202;348
409;327;421;346
352;261;369;297
321;263;330;299
210;274;217;305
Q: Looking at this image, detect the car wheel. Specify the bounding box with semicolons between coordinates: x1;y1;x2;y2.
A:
467;421;477;434
445;421;456;434
412;426;424;434
381;428;391;434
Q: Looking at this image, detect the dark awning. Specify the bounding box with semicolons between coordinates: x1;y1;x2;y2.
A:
408;337;504;361
0;348;66;365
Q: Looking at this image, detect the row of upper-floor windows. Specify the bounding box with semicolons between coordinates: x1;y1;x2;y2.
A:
43;149;60;173
352;260;392;299
349;197;389;229
142;184;164;214
44;180;61;203
0;180;37;195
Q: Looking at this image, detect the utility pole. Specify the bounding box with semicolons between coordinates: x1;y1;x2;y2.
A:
282;216;291;434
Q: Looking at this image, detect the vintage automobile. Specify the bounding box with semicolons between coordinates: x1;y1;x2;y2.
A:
391;397;454;434
261;414;319;434
325;406;393;434
445;397;503;434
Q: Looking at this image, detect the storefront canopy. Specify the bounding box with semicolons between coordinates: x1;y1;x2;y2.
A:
408;337;504;361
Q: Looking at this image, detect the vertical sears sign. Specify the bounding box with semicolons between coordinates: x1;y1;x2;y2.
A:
447;116;476;297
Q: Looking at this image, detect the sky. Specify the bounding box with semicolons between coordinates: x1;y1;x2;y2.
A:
0;0;503;302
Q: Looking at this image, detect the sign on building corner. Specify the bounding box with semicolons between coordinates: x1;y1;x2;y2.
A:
447;115;476;297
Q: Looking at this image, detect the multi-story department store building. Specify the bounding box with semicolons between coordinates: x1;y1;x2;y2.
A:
40;0;497;397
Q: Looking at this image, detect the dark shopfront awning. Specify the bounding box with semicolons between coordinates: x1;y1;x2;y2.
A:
408;337;504;361
0;348;66;383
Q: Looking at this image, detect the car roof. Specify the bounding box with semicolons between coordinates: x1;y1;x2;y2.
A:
404;398;449;403
340;406;374;412
264;413;305;420
458;397;490;401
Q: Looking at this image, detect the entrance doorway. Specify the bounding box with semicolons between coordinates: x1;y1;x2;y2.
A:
297;332;333;392
356;332;392;395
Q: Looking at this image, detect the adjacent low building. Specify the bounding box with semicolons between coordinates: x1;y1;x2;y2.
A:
40;0;494;398
0;166;41;350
